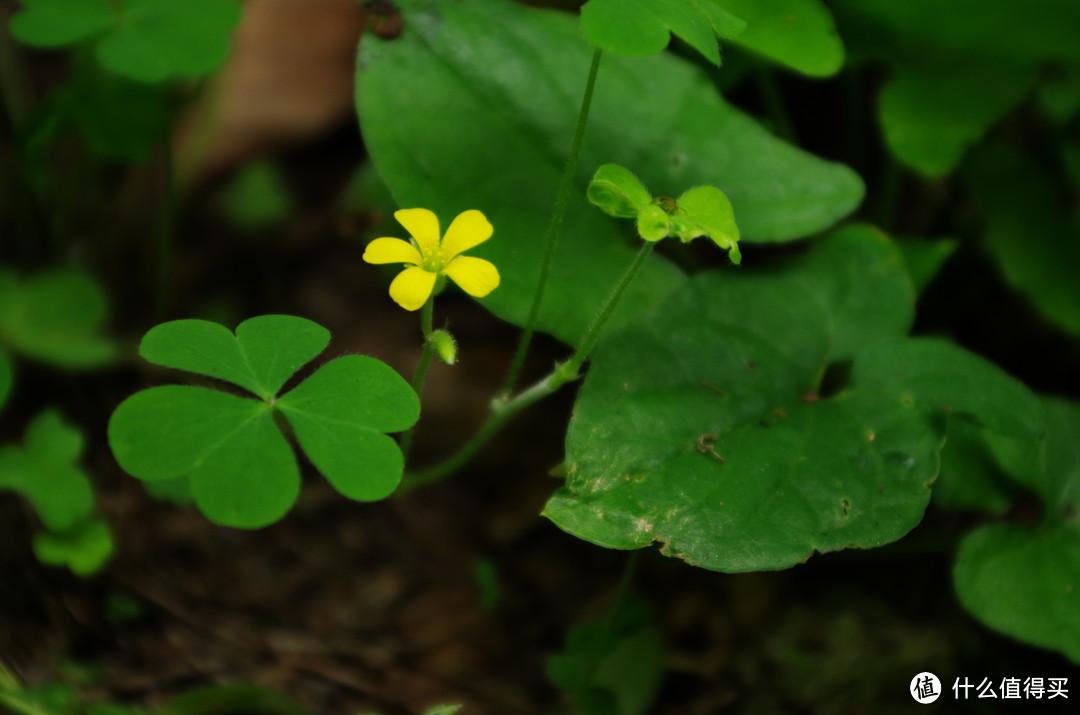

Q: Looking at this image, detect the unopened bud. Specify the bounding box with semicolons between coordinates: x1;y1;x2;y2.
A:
429;329;457;365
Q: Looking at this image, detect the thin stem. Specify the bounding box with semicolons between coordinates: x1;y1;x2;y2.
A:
0;667;52;715
565;240;654;375
755;63;794;143
400;240;655;491
153;141;176;321
502;47;603;395
398;295;436;459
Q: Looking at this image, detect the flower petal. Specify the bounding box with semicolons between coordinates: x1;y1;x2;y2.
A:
441;209;493;261
394;208;441;258
443;256;500;298
389;266;438;311
363;237;422;265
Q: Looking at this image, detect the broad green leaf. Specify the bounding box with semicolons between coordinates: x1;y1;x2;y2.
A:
714;0;844;77
831;0;1080;66
954;524;1080;664
139;315;330;400
357;0;863;345
964;145;1080;337
785;223;914;361
851;338;1042;440
932;418;1017;516
0;410;93;532
878;63;1036;176
277;356;420;501
0;350;12;410
544;228;1035;571
9;0;114;46
33;517;114;576
587;164;652;219
10;0;241;83
0;267;115;368
108;385;299;528
580;0;747;66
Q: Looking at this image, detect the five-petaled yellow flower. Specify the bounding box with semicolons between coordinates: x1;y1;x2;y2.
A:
363;208;500;311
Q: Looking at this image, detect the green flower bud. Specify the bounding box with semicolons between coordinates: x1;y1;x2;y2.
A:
429;329;457;365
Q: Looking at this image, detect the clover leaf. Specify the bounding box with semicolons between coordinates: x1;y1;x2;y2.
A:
0;266;115;368
10;0;241;83
0;409;94;533
107;315;420;528
587;163;741;263
33;517;115;576
580;0;746;66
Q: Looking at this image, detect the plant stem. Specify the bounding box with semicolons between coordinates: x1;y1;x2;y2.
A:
399;295;436;459
755;63;794;142
400;240;655;491
154;141;176;321
564;241;654;376
0;667;52;715
501;47;603;396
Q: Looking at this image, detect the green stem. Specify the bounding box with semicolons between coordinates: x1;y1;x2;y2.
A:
399;295;436;459
400;240;655;491
154;141;176;321
755;63;794;143
502;48;603;396
0;666;53;715
564;240;654;375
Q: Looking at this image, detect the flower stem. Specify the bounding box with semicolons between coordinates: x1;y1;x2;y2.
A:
399;295;436;459
399;240;655;491
501;47;603;396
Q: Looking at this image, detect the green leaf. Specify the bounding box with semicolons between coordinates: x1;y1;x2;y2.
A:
965;144;1080;337
850;338;1042;440
357;0;863;345
673;185;740;261
277;356;420;501
786;223;915;361
9;0;115;46
139;315;330;400
544;227;1034;571
580;0;747;66
33;517;114;576
0;410;94;532
894;238;958;296
55;61;171;161
108;386;299;528
160;685;313;715
932;419;1017;516
218;160;294;230
421;706;462;715
714;0;844;77
0;350;12;410
878;63;1036;176
635;205;670;242
10;0;241;83
954;524;1080;664
587;164;653;219
110;317;419;527
0;266;115;368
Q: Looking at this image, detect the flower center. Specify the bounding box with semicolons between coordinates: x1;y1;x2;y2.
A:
421;246;446;273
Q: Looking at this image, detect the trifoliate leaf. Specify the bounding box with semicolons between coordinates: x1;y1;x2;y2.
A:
109;316;419;528
0;410;93;532
33;517;114;576
11;0;241;83
0;267;115;368
580;0;746;66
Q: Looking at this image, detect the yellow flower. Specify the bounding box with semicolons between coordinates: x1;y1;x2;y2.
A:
363;208;500;311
